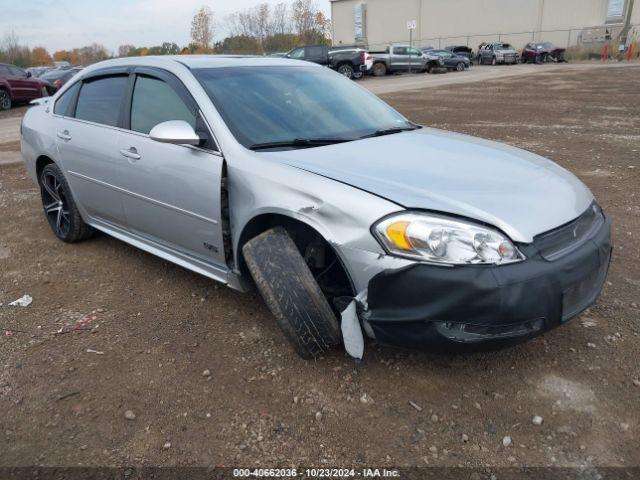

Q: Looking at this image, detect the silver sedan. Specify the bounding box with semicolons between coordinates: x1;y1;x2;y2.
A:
21;56;611;359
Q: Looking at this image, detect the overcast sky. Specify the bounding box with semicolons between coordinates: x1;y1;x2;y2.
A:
2;0;332;54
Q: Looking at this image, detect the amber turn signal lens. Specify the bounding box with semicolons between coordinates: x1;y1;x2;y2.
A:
385;221;412;250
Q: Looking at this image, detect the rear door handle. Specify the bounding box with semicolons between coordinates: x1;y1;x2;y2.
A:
57;130;71;141
119;147;141;161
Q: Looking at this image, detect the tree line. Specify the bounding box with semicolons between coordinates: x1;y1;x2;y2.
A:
0;0;330;68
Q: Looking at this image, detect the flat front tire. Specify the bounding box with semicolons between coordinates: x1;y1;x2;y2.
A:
242;227;342;359
39;163;94;243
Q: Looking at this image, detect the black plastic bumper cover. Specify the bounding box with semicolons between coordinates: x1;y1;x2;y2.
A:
363;216;612;351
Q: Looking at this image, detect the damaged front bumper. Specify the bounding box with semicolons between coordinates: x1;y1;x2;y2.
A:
358;210;612;351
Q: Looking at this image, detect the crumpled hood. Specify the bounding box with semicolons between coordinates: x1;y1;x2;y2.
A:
265;128;593;243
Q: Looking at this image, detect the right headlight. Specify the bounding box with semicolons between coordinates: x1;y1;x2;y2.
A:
373;212;525;266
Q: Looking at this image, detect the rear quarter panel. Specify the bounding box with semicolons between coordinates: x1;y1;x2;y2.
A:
20;102;57;184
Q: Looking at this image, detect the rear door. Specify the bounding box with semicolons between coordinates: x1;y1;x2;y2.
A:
390;46;409;70
115;68;226;267
54;71;129;226
305;46;328;66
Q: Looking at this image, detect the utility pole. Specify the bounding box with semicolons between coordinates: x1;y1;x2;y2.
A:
620;0;636;45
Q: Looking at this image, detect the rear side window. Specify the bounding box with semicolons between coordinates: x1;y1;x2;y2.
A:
54;82;81;116
75;76;127;127
130;76;196;135
305;46;324;59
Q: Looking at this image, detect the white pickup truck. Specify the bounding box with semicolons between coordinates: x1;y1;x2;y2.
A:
369;44;444;76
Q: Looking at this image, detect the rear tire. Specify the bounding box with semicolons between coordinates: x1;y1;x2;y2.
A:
0;89;11;110
372;62;387;76
352;70;364;80
242;227;342;359
39;163;94;243
337;63;354;79
456;62;465;71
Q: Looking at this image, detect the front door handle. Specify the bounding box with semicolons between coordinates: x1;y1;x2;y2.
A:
57;130;71;141
119;147;141;161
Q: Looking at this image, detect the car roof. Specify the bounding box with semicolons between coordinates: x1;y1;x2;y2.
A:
84;55;321;71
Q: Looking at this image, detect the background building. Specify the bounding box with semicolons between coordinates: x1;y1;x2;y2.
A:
330;0;639;50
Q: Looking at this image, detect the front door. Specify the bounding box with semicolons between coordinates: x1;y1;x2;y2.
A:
6;66;37;101
115;70;226;267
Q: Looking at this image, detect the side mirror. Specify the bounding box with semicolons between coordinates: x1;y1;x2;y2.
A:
26;71;32;78
149;120;200;146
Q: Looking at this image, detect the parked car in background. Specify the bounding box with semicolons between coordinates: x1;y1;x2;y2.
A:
371;45;444;76
445;45;474;63
40;67;83;92
21;56;611;359
477;42;518;65
0;63;52;110
428;49;470;71
521;42;567;63
285;45;372;79
26;66;54;78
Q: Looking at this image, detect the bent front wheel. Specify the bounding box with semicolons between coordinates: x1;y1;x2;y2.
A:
242;227;342;359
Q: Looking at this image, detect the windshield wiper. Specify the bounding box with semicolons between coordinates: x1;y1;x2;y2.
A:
359;125;420;139
249;138;353;151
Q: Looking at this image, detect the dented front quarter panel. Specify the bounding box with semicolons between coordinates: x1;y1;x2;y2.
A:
224;143;414;292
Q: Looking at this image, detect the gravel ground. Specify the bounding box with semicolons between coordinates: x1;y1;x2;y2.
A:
0;66;638;470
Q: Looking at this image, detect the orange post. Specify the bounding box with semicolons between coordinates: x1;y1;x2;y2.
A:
602;44;608;63
626;43;635;61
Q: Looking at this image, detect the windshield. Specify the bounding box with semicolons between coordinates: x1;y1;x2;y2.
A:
192;66;414;150
495;43;513;51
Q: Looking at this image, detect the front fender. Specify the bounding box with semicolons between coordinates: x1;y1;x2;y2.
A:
226;151;405;292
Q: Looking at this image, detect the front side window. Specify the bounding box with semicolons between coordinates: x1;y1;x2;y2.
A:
193;66;413;150
75;75;128;127
9;66;26;77
408;48;423;56
289;48;304;59
394;47;408;55
54;82;80;116
130;75;196;135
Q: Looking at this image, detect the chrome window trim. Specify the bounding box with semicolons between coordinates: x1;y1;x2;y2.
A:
51;114;224;158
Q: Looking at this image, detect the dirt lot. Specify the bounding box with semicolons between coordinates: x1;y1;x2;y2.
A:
0;66;639;471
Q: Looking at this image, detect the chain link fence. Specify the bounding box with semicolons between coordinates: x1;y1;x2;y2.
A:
364;24;640;53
